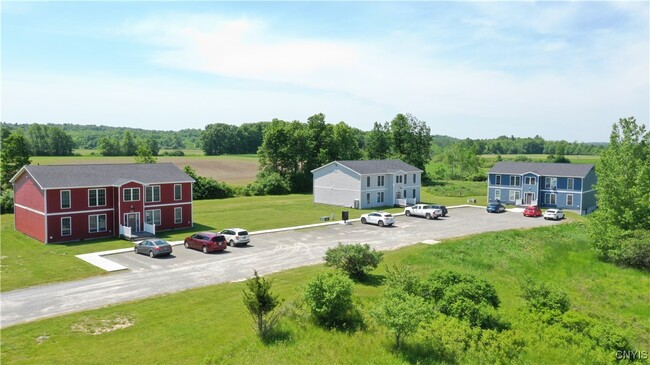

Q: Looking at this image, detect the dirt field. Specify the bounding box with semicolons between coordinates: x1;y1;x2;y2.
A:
31;155;260;186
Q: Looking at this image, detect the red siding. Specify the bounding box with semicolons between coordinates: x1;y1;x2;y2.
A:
14;207;46;242
13;172;45;212
47;186;115;214
46;211;115;243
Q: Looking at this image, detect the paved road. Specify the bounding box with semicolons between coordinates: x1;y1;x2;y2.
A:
0;207;561;328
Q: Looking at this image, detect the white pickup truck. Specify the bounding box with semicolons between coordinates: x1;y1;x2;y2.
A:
404;204;442;220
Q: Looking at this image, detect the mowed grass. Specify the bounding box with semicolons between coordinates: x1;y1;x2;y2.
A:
2;223;648;364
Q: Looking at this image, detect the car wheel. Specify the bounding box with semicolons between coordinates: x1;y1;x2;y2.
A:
425;213;432;220
202;246;208;254
134;247;138;254
361;217;367;224
184;241;189;248
405;211;411;216
378;220;384;227
229;240;235;247
149;251;154;258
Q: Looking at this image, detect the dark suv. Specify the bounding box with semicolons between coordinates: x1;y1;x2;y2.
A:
430;204;448;217
184;232;228;253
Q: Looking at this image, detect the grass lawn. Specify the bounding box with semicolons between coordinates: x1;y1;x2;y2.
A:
2;223;647;364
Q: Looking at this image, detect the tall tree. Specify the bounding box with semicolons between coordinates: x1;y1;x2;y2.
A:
389;113;432;171
134;143;157;164
97;136;121;156
121;131;137;156
1;131;31;188
201;123;239;155
365;122;391;159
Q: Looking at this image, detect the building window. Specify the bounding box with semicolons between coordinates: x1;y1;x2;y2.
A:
509;190;521;201
395;176;399;184
61;217;71;236
495;175;501;186
567;178;574;190
413;189;416;199
377;176;385;187
366;176;370;187
525;176;537;185
145;209;161;225
146;186;161;203
174;184;182;200
510;176;521;186
61;190;71;209
494;189;501;201
376;192;384;203
366;193;370;205
123;188;140;202
88;189;106;207
567;194;573;206
89;214;107;233
545;177;558;189
404;174;407;184
545;193;557;205
174;207;182;224
413;174;416;183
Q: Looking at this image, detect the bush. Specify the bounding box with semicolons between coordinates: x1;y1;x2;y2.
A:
0;189;14;214
324;243;383;279
194;176;235;200
383;265;425;296
243;171;291;196
615;230;650;270
303;272;354;327
425;270;502;329
242;271;283;339
372;288;428;350
520;278;570;322
161;150;185;156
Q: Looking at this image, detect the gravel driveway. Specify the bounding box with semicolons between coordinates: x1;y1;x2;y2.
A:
0;206;562;328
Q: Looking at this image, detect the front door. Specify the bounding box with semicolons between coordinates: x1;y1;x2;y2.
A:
524;192;535;205
125;213;139;232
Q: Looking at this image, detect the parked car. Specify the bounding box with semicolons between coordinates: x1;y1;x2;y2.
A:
134;239;173;258
360;212;395;227
220;228;250;246
404;204;441;220
523;206;542;217
430;204;448;217
544;209;565;220
486;203;506;213
184;232;228;253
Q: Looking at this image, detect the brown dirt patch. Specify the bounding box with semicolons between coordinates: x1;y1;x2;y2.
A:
162;158;259;186
70;315;135;335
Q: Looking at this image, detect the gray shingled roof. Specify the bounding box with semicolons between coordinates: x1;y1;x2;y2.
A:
488;162;594;177
329;160;422;175
19;163;194;189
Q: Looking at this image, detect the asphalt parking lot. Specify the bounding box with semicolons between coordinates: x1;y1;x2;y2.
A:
1;206;563;328
109;206;561;272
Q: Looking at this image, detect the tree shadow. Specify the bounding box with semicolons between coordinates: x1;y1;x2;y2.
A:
354;273;385;287
399;342;458;365
261;326;294;346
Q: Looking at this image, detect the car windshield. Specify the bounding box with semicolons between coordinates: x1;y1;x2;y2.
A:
212;236;226;242
152;240;167;246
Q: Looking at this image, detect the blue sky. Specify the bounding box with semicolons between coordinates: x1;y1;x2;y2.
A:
2;1;648;142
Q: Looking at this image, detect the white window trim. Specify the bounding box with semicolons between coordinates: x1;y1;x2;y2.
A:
88;214;107;233
566;194;574;206
145;209;161;226
88;188;106;207
494;189;501;200
174;207;183;224
174;184;182;201
61;190;71;209
123;188;140;202
146;185;161;203
567;178;574;190
61;217;72;236
495;175;501;186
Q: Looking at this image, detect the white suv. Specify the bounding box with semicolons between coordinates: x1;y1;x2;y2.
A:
360;212;395;227
219;228;251;246
543;209;565;220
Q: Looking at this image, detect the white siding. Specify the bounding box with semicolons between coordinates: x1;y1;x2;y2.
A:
313;163;360;207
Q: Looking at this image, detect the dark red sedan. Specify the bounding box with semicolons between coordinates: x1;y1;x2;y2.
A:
523;206;543;217
184;232;228;253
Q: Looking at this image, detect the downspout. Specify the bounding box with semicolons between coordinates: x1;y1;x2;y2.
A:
44;189;48;244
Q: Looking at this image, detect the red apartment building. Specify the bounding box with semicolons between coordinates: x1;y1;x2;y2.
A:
10;163;195;243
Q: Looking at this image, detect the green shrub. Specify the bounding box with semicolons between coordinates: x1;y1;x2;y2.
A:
521;278;571;316
303;272;354;327
242;271;283;339
425;270;502;329
615;230;650;270
0;189;14;214
324;243;383;279
383;265;425;296
372;288;428;350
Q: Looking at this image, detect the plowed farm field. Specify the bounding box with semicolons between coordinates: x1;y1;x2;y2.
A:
31;155;259;186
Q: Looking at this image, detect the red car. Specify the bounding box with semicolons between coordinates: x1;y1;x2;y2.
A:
523;206;542;217
184;232;228;253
